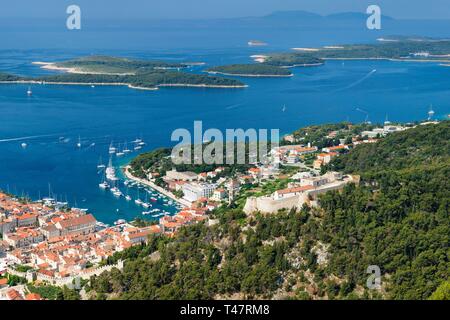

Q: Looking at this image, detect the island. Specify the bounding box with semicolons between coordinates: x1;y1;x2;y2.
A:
206;64;293;77
206;37;450;81
0;56;247;90
283;36;450;64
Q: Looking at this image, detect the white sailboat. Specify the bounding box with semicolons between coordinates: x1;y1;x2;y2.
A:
125;186;131;201
134;188;143;206
97;156;106;169
123;142;132;154
105;157;118;181
27;86;32;96
109;141;117;154
116;143;125;157
76;136;82;148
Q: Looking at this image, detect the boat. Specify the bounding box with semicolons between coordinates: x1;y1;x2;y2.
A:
142;211;151;215
134;188;143;205
105;157;118;181
123;142;132;154
99;181;109;189
248;40;268;46
124;186;131;201
111;187;123;197
116;143;125;157
76;136;82;148
97;156;106;169
114;219;126;226
27;87;32;96
21;142;27;148
108;142;117;154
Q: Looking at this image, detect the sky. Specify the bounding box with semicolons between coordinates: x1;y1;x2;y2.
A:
1;0;450;20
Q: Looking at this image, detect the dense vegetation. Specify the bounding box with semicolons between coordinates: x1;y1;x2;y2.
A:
207;64;293;76
55;55;189;74
263;54;324;67
89;121;449;300
0;56;245;89
314;39;450;60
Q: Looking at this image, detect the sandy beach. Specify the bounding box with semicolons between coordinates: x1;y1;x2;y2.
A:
32;61;136;76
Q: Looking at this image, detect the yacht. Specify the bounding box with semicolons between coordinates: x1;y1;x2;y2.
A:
97;156;106;169
134;189;143;205
116;143;125;157
108;142;117;154
114;219;126;226
123;142;132;154
105;157;118;181
27;87;32;96
76;136;82;148
111;187;123;197
125;186;131;201
21;142;27;148
99;181;109;189
142;202;151;209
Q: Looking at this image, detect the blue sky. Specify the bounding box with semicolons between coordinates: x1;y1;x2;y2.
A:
2;0;450;20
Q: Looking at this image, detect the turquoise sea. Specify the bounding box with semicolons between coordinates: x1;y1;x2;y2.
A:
0;18;449;224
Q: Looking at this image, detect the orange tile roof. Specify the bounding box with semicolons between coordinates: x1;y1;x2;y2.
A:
26;293;42;300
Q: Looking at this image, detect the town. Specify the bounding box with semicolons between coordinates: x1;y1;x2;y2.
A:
0;121;428;300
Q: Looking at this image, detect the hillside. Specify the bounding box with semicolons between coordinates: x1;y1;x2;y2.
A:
87;121;449;300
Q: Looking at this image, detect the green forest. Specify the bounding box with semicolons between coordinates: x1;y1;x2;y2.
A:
86;121;449;300
0;55;246;89
206;64;293;76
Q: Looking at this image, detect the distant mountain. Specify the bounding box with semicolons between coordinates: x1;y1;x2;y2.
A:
263;10;323;20
261;10;394;23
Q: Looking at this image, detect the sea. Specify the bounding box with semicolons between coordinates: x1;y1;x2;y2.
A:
0;16;449;224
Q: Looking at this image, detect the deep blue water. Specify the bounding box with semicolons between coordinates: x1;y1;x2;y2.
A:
0;19;449;224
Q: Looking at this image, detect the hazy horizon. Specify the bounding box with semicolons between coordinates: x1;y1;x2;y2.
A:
1;0;450;20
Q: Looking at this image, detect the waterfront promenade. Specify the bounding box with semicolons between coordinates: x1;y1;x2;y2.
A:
122;166;191;208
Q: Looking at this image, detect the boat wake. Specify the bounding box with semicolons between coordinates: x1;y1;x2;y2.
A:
0;133;64;143
331;69;377;93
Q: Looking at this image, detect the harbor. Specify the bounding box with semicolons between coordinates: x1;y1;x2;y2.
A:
123;165;191;208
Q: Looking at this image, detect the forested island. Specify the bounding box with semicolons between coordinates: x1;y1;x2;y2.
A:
84;121;449;300
265;37;450;66
207;37;450;77
206;64;294;77
0;56;246;90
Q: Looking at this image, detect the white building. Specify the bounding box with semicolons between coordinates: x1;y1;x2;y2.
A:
182;183;217;202
165;170;198;182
